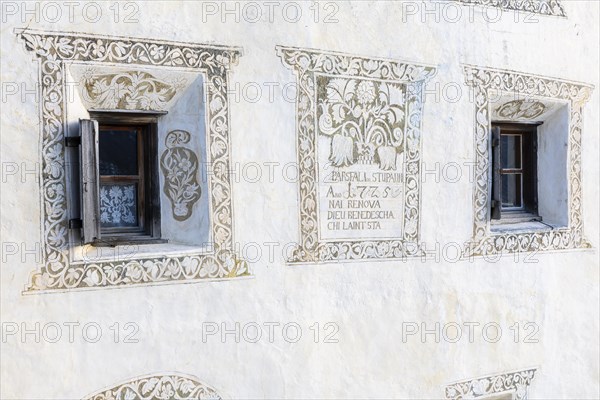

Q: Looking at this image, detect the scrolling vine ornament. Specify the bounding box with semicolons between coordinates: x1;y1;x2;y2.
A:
445;368;537;400
453;0;566;17
84;373;222;400
17;29;249;293
463;64;593;257
161;130;202;221
276;45;436;263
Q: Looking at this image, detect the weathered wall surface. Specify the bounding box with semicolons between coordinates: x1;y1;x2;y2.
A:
1;1;598;399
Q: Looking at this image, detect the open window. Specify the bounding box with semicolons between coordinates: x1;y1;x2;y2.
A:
78;112;164;246
19;30;249;293
491;122;541;224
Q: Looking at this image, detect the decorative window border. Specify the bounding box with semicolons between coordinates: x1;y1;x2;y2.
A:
84;373;222;399
453;0;566;17
445;367;537;400
276;46;436;263
16;29;249;293
463;64;593;257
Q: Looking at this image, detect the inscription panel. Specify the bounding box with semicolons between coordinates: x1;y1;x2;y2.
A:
319;165;405;241
316;75;407;241
276;46;436;263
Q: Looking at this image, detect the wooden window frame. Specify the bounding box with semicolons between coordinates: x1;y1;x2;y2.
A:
491;122;540;223
81;111;164;246
99;124;147;236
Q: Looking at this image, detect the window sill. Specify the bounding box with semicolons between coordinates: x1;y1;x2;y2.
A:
491;220;561;234
92;237;168;247
71;241;213;264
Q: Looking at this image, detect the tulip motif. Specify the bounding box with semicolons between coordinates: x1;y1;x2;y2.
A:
317;77;405;170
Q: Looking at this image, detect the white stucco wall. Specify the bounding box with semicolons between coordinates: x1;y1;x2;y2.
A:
1;1;598;399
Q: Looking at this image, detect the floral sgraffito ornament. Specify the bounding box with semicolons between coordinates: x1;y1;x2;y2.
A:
453;0;566;17
445;368;537;400
84;373;222;400
160;130;202;221
318;77;405;171
495;99;546;120
80;68;187;111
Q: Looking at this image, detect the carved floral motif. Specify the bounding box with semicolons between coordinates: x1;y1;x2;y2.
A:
85;374;221;400
160;130;201;221
17;29;248;292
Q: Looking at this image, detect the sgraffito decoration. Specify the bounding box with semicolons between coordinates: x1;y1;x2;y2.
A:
80;69;187;111
277;45;436;263
445;368;537;400
494;99;546;120
17;29;249;293
84;373;222;400
453;0;566;17
318;77;406;170
160;130;202;221
463;64;593;257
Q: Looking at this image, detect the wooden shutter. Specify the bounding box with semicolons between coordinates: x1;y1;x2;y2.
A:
80;119;100;244
491;126;502;220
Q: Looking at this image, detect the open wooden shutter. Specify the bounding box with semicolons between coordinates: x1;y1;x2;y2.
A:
491;126;502;220
80;119;100;244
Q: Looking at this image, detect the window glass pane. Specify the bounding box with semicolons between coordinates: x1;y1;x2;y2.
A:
501;134;521;169
501;173;522;208
99;183;138;228
99;129;138;175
